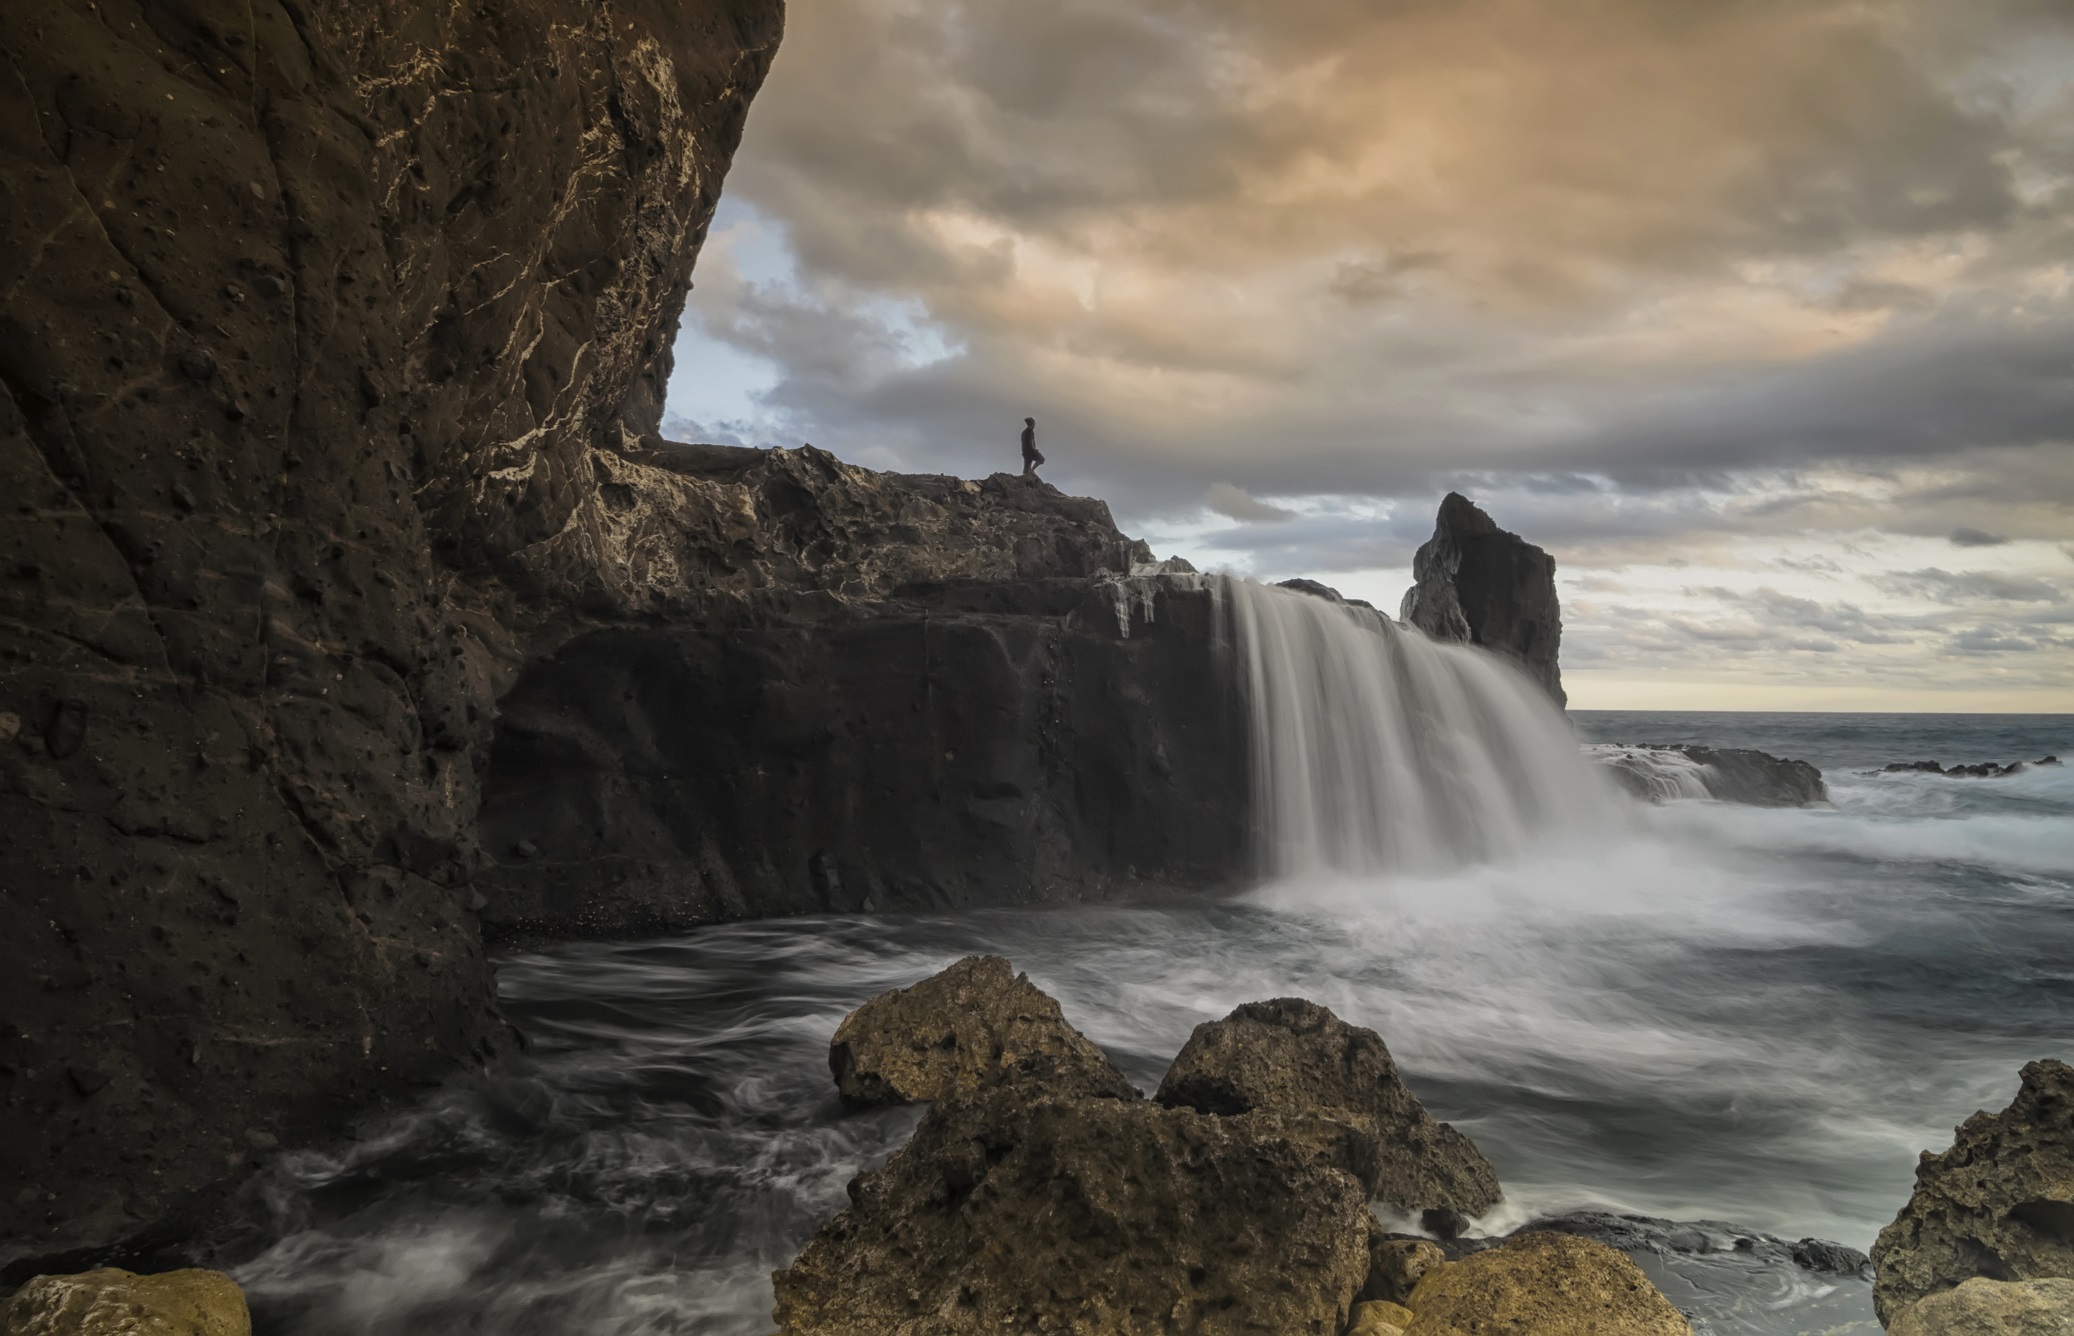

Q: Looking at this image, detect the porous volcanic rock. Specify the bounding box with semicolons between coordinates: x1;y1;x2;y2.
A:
1;0;783;1257
1363;1238;1448;1305
1347;1299;1415;1335
1873;1059;2074;1324
828;955;1137;1107
1887;1277;2074;1335
1401;1230;1694;1335
2;1267;249;1336
769;1086;1378;1336
1155;998;1502;1218
1400;493;1565;705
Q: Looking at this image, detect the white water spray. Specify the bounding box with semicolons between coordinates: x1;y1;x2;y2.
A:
1220;578;1619;877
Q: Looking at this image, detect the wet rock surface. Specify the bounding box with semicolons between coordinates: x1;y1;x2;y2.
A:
1880;757;2062;779
1401;1230;1694;1335
1156;998;1502;1218
1598;744;1829;806
2;1266;249;1335
828;955;1137;1107
1887;1277;2074;1335
1873;1059;2074;1323
1400;492;1565;705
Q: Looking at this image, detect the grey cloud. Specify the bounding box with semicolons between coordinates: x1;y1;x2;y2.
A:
667;0;2074;698
1946;626;2044;654
1689;586;1912;644
1204;483;1296;523
1874;568;2065;603
1950;526;2010;547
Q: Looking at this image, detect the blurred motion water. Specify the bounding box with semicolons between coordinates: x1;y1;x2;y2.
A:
232;710;2074;1336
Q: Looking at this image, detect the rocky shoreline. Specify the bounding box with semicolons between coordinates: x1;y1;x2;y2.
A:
11;959;2064;1335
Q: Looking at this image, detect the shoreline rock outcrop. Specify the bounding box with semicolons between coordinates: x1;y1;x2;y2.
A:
1595;744;1829;807
1401;493;1565;706
775;960;1692;1336
1881;756;2062;779
773;961;1731;1336
1872;1059;2074;1325
1399;1230;1693;1335
1155;998;1502;1219
829;955;1138;1107
1887;1277;2074;1335
2;1266;248;1336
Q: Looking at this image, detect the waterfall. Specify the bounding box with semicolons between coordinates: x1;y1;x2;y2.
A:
1221;577;1618;877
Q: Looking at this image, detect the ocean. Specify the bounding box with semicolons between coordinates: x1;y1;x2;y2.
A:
231;710;2074;1335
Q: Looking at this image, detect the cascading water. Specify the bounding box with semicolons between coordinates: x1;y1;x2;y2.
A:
1219;577;1618;877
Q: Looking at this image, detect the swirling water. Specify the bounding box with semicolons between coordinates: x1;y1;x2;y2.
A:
229;638;2074;1334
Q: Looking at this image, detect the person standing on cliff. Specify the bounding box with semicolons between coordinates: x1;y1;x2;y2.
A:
1020;416;1044;478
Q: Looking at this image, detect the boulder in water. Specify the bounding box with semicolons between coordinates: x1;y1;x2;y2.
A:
1400;493;1565;706
1598;744;1827;807
2;1267;249;1336
770;1086;1378;1336
1886;1277;2074;1335
1400;1230;1695;1335
828;956;1137;1107
1155;997;1503;1218
1872;1059;2074;1324
1883;757;2060;779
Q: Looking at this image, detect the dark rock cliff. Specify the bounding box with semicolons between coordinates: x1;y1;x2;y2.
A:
0;0;782;1259
477;567;1247;940
1401;493;1565;705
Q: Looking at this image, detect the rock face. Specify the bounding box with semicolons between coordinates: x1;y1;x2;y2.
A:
828;955;1137;1107
1887;1277;2074;1335
772;1087;1379;1336
0;0;783;1257
1400;1231;1695;1335
774;965;1515;1336
1156;998;1503;1218
2;1267;249;1336
475;568;1248;938
1400;493;1565;705
1873;1060;2074;1324
1596;744;1828;806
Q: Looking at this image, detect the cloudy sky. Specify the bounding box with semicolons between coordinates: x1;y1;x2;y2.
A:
663;0;2074;710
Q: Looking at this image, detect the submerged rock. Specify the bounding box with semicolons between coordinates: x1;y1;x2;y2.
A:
1873;1059;2074;1324
1400;1230;1695;1335
2;1267;249;1336
771;1087;1377;1336
1880;757;2062;779
1887;1277;2074;1335
1156;997;1503;1218
1596;744;1828;806
828;955;1137;1107
1400;493;1566;705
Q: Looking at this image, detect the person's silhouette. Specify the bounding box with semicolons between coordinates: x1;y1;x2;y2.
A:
1020;416;1044;478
